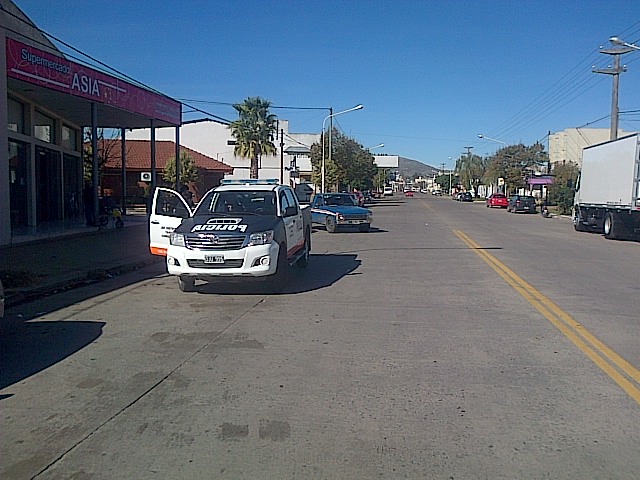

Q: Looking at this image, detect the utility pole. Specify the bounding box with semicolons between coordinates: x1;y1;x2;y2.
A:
279;128;285;184
593;42;634;140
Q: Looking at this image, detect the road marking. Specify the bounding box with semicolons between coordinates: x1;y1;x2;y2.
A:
454;229;640;405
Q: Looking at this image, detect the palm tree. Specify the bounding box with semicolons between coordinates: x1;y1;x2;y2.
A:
229;97;277;179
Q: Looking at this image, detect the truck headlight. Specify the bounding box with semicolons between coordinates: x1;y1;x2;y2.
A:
337;214;345;221
170;233;186;247
367;212;373;222
249;230;274;246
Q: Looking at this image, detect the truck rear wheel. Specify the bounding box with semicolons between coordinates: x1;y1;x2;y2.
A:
178;276;195;292
604;212;621;240
296;231;311;268
604;212;631;240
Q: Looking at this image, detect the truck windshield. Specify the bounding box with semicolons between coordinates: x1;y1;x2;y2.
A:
194;191;277;215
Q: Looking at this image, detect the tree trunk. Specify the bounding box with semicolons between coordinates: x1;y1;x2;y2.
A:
250;154;258;179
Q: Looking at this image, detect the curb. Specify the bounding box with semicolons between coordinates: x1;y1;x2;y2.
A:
5;257;161;308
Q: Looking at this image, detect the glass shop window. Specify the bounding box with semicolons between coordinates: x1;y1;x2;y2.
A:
34;110;56;143
8;97;25;134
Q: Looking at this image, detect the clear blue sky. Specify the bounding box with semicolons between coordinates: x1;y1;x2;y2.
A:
15;0;640;168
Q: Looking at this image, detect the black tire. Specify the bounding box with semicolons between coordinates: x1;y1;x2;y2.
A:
358;223;370;232
115;218;124;228
573;208;586;232
603;212;627;240
99;215;109;227
326;216;337;233
178;276;195;292
270;243;289;291
296;230;311;268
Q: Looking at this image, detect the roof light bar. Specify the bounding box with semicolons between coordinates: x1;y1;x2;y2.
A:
220;179;279;185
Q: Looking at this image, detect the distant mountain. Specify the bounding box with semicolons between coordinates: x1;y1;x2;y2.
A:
397;157;440;179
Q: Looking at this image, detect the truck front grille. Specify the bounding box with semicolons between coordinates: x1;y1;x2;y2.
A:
186;234;246;250
187;259;244;269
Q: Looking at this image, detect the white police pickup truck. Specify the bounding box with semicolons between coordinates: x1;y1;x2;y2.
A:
149;179;311;292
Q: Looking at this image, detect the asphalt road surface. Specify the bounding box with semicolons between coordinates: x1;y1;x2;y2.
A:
2;194;639;479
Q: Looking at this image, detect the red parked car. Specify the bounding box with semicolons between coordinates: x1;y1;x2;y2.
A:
486;193;508;208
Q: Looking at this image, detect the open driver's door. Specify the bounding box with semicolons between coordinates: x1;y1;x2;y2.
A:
149;187;192;256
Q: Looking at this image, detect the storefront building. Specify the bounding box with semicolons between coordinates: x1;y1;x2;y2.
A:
0;1;181;245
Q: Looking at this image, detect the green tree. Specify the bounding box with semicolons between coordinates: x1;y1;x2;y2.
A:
310;129;377;191
435;173;458;193
547;161;580;214
162;150;199;188
484;143;548;195
229;97;277;178
456;153;486;196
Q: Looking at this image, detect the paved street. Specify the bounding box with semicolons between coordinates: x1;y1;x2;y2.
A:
1;194;638;479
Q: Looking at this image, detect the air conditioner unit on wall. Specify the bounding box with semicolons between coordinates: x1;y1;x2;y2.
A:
140;172;152;182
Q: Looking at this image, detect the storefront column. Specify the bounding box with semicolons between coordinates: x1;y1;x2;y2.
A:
0;32;10;245
91;102;99;223
120;128;126;214
148;119;156;214
175;126;181;188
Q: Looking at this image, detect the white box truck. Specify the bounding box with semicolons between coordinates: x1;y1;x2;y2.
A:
573;133;640;240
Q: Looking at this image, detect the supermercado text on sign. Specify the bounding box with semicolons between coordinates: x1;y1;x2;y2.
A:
6;38;181;125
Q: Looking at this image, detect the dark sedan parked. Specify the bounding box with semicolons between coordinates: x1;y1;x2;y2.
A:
507;194;537;213
459;192;473;202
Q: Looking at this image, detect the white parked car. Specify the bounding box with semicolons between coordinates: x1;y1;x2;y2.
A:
383;186;393;196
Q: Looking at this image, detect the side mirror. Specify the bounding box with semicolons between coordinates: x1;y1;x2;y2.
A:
284;205;298;217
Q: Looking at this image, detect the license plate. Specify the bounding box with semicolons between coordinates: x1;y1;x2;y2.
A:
204;255;224;264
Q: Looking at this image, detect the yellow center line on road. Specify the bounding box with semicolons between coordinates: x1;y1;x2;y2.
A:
454;229;640;405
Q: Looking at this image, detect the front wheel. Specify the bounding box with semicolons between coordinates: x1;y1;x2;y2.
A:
270;244;289;292
326;216;337;233
178;276;195;292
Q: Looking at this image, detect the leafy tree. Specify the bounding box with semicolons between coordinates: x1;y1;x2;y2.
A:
435;173;458;193
456;153;486;196
229;97;277;178
162;150;199;188
310;129;377;191
484;143;548;195
547;161;580;214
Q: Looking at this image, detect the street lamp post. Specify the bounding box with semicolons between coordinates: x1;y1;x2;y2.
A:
478;134;507;194
477;134;507;146
321;104;363;192
610;36;640;51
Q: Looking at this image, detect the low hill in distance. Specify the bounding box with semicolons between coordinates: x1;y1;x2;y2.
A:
397;157;440;179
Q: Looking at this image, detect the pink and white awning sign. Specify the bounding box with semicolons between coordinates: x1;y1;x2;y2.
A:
6;38;181;126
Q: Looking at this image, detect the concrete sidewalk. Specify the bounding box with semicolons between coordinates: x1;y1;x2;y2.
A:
0;215;162;307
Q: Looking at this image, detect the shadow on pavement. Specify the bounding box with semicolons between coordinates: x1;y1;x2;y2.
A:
0;320;105;392
187;253;361;296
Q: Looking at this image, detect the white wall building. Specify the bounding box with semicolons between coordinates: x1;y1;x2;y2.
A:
549;128;634;168
128;119;318;187
129;121;402;192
